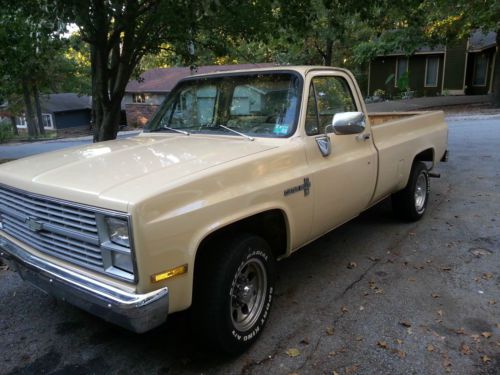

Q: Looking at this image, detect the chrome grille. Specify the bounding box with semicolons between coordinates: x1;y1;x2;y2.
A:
0;185;103;271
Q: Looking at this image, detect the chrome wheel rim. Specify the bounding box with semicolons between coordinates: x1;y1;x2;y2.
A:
230;258;267;332
414;172;428;213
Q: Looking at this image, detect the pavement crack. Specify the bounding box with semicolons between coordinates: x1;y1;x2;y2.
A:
339;261;378;298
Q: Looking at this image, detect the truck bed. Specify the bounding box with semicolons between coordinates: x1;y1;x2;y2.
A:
367;110;448;204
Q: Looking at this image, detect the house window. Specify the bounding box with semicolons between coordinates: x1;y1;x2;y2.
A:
425;56;440;87
16;114;53;129
16;116;27;128
133;93;146;103
395;57;408;87
472;53;488;86
42;114;53;129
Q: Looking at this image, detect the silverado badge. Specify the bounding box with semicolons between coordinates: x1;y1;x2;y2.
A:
284;178;311;197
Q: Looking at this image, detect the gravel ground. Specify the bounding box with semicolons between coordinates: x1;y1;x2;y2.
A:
0;118;499;375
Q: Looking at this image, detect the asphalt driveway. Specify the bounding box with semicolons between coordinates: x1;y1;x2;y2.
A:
0;118;499;375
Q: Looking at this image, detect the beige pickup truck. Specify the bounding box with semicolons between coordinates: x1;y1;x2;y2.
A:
0;66;447;354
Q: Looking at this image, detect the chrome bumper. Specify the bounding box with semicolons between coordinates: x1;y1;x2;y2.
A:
0;235;168;333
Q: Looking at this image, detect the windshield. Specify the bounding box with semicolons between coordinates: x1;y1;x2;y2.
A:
146;73;301;138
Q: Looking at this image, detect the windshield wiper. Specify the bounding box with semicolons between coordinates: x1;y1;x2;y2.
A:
217;124;254;141
160;125;190;135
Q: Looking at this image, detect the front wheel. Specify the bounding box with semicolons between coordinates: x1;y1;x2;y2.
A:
392;161;430;221
192;234;276;355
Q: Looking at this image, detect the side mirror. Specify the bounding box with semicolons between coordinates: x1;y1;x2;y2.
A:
330;112;365;135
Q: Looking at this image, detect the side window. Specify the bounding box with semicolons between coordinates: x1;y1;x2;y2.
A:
306;76;357;135
305;83;319;135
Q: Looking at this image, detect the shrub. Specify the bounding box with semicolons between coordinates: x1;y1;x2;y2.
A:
0;121;13;143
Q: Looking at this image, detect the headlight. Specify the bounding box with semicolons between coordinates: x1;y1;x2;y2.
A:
105;217;130;247
112;251;134;273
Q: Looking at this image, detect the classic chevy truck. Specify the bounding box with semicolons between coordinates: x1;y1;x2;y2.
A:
0;66;448;354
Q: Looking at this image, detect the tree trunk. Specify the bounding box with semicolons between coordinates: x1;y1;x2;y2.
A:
492;31;500;107
9;116;18;136
22;79;38;137
32;82;45;135
324;38;333;66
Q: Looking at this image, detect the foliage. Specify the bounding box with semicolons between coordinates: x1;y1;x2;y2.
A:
0;120;13;143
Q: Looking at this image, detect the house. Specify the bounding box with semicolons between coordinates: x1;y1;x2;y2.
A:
15;93;92;133
367;31;497;98
124;63;274;127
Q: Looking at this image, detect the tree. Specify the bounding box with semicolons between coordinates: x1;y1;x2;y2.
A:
0;0;68;137
59;0;274;142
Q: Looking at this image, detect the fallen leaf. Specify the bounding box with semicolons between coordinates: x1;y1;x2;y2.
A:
427;344;435;352
443;356;452;369
470;334;481;343
470;248;492;257
454;328;465;335
488;300;496;305
432;293;441;299
368;281;377;289
408;277;416;282
400;321;412;328
344;364;359;374
395;339;403;345
347;262;357;269
496;323;500;329
459;342;471;355
481;355;491;363
341;306;348;314
374;288;384;294
326;327;335;336
356;336;364;342
329;351;337;357
333;371;340;375
377;341;389;349
437;310;443;318
391;349;406;358
482;272;493;280
285;348;300;357
481;332;492;339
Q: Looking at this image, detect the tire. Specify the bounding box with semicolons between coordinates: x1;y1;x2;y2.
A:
392;161;429;221
192;234;276;355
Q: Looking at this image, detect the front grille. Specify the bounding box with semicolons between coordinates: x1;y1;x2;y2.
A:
0;185;104;271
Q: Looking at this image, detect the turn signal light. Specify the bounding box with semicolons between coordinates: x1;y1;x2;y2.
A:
151;264;188;283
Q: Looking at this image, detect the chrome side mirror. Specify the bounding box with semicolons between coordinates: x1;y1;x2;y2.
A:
330;112;365;135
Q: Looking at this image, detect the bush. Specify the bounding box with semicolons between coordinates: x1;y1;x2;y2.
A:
0;121;13;143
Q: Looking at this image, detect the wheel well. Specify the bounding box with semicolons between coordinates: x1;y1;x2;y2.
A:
195;210;288;269
414;148;434;163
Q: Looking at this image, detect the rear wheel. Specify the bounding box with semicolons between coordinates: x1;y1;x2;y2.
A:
192;234;276;355
392;161;429;221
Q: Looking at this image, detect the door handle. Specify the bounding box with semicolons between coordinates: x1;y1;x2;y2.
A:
356;133;371;141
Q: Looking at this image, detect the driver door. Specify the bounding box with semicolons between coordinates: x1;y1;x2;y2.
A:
303;73;377;238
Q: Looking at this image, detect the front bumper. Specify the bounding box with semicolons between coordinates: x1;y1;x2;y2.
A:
0;235;168;333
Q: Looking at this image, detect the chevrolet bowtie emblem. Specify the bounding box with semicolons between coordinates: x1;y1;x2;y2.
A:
25;217;43;232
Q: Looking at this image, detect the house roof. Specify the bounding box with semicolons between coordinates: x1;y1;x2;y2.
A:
468;30;497;52
125;63;276;93
377;30;497;57
41;93;91;113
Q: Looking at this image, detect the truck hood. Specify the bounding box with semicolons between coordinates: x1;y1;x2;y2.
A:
0;134;277;208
